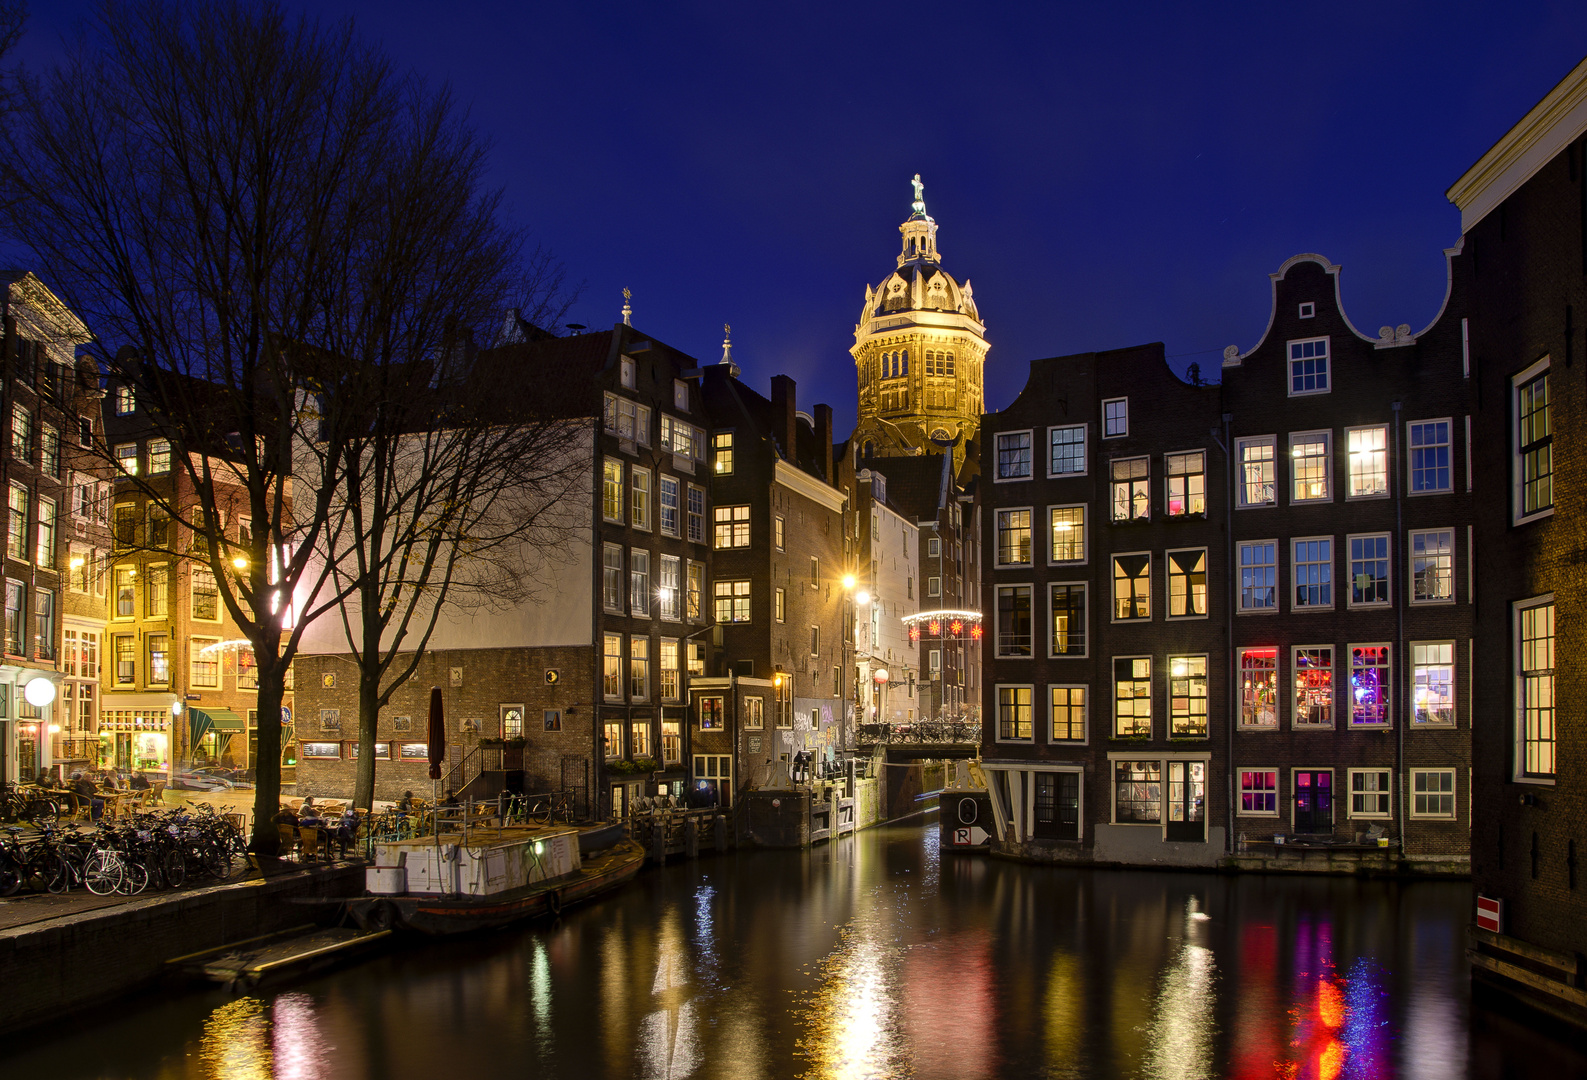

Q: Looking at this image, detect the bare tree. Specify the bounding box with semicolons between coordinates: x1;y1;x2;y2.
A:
0;0;567;852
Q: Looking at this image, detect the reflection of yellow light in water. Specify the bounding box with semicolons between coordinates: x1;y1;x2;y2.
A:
1144;942;1217;1080
1043;951;1082;1065
798;928;902;1080
197;997;272;1080
638;908;701;1079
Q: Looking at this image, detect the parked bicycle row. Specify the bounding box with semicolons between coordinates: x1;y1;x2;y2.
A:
0;803;247;897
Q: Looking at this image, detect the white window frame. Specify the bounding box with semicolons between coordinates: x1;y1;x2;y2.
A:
1164;450;1205;517
1112;656;1152;738
1102;398;1128;439
1237;646;1279;729
1048;504;1086;564
1238;768;1280;817
1048;581;1087;658
1290;536;1333;611
659;474;681;538
1410;769;1457;819
1289;430;1332;503
1513;594;1556;783
1237;540;1278;613
1165;547;1207;621
1047;423;1088;476
1287;336;1330;396
1291;645;1334;729
994;684;1034;744
995;507;1034;567
601;543;624;613
1408;528;1455;605
1110;457;1150;522
1410;640;1456;727
1512;357;1553;525
994;430;1033;482
1167;654;1209;738
1347;768;1392;820
1298;302;1315;319
1048;684;1087;744
1110;552;1151;623
1235;436;1276;507
630;466;653;531
1348;644;1392;729
995;584;1034;658
1407;418;1454;495
1345;425;1390;500
1346;532;1391;609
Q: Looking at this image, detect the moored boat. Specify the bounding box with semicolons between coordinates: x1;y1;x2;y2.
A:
165;924;395;993
347;821;643;935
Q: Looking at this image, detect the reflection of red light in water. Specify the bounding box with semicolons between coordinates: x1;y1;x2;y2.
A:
1288;976;1348;1080
1229;925;1279;1080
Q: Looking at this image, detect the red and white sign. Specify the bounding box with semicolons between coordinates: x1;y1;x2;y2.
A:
952;826;990;846
1476;895;1503;933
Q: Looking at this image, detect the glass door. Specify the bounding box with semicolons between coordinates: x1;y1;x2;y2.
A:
1294;770;1333;833
1031;771;1080;840
1166;761;1205;841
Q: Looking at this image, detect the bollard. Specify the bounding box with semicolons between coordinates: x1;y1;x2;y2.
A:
715;813;727;852
651;813;667;866
685;815;699;858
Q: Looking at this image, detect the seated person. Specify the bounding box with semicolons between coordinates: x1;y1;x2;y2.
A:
130;772;150;791
396;790;416;813
272;805;300;826
297;797;325;829
440;789;459;807
72;774;104;820
334;808;360;857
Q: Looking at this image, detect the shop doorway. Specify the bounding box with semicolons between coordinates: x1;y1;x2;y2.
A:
1294;770;1333;833
1032;772;1080;840
1166;761;1206;841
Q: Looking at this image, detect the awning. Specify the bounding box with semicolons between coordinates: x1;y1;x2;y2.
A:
189;707;245;745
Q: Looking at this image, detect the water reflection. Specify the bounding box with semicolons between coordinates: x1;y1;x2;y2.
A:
5;823;1581;1079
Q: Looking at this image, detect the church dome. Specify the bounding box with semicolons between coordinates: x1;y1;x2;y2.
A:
856;176;983;334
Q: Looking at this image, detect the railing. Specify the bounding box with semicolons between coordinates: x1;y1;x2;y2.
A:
856;719;982;745
439;745;486;798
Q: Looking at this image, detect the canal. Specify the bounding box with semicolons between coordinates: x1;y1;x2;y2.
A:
7;818;1583;1079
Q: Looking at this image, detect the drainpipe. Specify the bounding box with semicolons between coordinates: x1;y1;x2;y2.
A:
1214;413;1234;853
1392;401;1406;850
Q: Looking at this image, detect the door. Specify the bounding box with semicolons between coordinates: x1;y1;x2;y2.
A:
1294;770;1333;833
1032;771;1081;840
1166;761;1206;841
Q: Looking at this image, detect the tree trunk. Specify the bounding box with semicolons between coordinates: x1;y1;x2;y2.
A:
250;664;285;857
354;674;380;811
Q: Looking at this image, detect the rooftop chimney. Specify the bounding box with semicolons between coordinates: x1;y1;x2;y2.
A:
815;403;834;483
770;374;797;463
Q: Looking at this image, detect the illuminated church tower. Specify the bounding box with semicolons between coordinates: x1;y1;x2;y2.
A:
850;175;988;470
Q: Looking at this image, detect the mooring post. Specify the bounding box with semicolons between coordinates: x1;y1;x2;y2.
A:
685;815;699;858
651;812;666;866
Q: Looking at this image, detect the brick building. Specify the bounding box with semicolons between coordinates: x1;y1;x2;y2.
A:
1;273;95;783
1448;56;1587;1024
977;250;1474;870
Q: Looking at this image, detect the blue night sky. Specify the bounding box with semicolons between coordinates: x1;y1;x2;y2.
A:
16;2;1587;437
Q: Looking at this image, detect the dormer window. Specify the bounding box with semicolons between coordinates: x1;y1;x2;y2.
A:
1299;302;1315;319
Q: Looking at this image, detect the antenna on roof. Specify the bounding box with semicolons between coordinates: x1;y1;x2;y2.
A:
621;287;632;327
721;323;740;378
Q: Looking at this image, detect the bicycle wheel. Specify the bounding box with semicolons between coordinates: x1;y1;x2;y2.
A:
119;860;150;895
31;798;59;826
529;801;551;826
84;851;124;895
38;853;71;893
161;849;186;889
0;853;21;896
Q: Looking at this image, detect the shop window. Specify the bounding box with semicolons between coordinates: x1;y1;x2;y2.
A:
1411;642;1454;725
1293;647;1333;727
1239;770;1278;816
1239;647;1278;728
1114;760;1160;823
1349;645;1390;727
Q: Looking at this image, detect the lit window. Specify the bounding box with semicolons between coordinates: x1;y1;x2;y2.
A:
1409;420;1451;493
34;497;55;569
1516;368;1552;517
1049;506;1085;562
145;563;168;617
146;633;169;685
1411;642;1454;725
1239;770;1278;815
1110;457;1149;521
1236;437;1275;507
1166;549;1206;618
1112;554;1150;621
1348;534;1390;606
1165;452;1204;515
40;427;58;477
629;549;650;618
192;567;219;620
114;566;135;618
1410;529;1454;603
630;467;652;529
1102;398;1128;438
1516;599;1554;778
603;634;622;699
1294;647;1333;727
604;721;623;758
1114;760;1160;822
602;459;624;522
995;509;1032;565
659;555;681;621
1049;583;1086;657
1168;655;1208;736
714;505;750;548
116;385;136;414
774;587;785;623
1349;770;1391;818
1113;657;1151;736
629;636;649;701
742;695;763;730
1411;770;1456;818
714;580;751;623
5;483;25;560
190;636;220;688
995;431;1032;480
686;562;704;621
997;685;1033;741
1239;647;1278;727
1050;686;1086;742
1238;541;1276;611
1290;431;1330;501
116;443;139;476
1349;645;1390;726
714;432;734;474
147;439;171;475
1288;337;1329;394
9;403;30;462
1292;538;1332;608
774;515;785;551
1049;425;1086;475
996;585;1032;657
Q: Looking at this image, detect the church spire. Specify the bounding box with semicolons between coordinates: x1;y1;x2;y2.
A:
898;174;940;267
